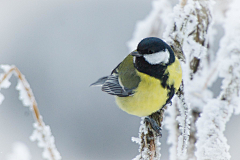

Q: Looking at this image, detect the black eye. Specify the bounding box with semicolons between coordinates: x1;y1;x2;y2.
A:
148;50;154;54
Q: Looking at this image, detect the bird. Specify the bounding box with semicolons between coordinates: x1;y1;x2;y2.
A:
91;37;182;135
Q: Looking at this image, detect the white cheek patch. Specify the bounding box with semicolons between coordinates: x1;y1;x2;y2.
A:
143;49;170;65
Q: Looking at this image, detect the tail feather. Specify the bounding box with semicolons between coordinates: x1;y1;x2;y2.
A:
90;76;108;87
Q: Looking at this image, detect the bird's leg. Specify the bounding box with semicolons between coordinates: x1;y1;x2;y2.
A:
144;116;162;137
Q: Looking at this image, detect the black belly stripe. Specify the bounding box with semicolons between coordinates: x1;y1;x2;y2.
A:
160;72;169;88
134;56;176;104
166;84;175;105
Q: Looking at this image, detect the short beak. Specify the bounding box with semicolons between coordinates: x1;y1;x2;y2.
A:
130;50;142;57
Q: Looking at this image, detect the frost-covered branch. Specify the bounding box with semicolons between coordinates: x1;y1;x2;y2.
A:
0;65;61;160
196;0;240;159
164;96;179;160
195;100;232;160
132;109;166;160
175;84;191;159
162;0;214;159
217;0;240;114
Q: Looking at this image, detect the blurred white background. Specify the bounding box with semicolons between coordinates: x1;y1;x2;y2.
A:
0;0;240;160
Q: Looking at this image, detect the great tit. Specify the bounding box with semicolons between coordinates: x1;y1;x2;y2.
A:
91;37;182;132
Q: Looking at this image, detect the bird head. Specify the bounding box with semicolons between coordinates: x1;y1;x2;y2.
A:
131;37;174;66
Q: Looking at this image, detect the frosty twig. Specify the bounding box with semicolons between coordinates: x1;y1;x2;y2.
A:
132;110;165;160
0;65;61;160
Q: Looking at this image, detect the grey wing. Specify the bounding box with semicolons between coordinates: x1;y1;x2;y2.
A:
102;74;134;97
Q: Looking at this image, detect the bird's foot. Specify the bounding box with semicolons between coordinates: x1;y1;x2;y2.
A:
144;116;162;137
168;100;172;106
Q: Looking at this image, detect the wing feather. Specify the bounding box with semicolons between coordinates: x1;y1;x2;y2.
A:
90;76;108;86
102;75;134;97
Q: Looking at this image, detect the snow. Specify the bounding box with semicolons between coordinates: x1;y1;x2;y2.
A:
195;0;240;159
176;95;191;159
0;65;13;89
16;79;32;107
165;89;191;160
6;142;32;160
217;0;240;115
164;97;178;160
195;100;232;160
0;93;4;105
0;65;14;105
1;64;12;73
0;73;11;89
212;0;232;24
163;0;213;63
30;120;62;160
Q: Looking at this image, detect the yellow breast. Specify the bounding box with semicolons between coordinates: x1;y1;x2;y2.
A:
115;57;182;117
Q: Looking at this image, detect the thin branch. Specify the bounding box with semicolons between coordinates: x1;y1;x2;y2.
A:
132;108;167;160
0;65;61;160
175;83;190;159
